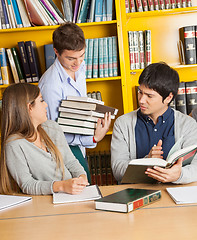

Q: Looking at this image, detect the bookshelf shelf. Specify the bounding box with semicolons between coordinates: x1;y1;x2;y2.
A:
86;76;121;82
77;20;117;27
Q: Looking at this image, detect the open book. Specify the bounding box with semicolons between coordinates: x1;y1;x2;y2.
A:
121;143;197;184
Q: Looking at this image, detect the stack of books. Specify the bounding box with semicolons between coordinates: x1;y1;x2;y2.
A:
57;95;118;135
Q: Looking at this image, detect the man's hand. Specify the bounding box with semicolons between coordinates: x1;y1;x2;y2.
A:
148;139;163;158
93;112;111;143
145;158;183;183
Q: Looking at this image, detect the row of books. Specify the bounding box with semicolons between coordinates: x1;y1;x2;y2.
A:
170;80;197;115
0;41;40;85
178;25;197;65
65;0;115;23
87;151;117;186
0;0;66;29
128;30;151;70
125;0;192;13
57;95;118;136
85;36;118;79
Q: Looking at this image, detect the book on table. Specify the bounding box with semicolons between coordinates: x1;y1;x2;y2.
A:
53;185;102;204
0;195;32;211
95;188;161;213
121;142;197;184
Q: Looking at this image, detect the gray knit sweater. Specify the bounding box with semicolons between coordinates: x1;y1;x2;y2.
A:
6;120;86;195
111;109;197;184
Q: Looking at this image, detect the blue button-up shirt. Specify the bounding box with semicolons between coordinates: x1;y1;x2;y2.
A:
135;107;175;160
39;58;96;156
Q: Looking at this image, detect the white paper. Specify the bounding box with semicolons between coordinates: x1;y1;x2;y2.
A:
0;195;32;211
53;185;101;204
166;186;197;204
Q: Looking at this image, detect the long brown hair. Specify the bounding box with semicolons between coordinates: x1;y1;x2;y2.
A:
0;83;65;194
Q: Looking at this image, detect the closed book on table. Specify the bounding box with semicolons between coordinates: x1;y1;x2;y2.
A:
179;26;196;65
185;80;197;115
95;188;161;213
175;82;187;114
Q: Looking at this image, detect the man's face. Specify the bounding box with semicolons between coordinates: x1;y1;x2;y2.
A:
55;48;85;74
138;84;173;122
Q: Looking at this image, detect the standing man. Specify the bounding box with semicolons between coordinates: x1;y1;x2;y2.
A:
39;23;111;182
111;62;197;184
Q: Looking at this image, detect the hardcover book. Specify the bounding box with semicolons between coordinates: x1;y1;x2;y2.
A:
59;124;95;135
59;111;99;122
121;143;197;184
0;47;12;84
185;80;197;115
66;95;104;105
11;47;25;83
6;48;20;83
95;188;161;213
44;43;56;70
112;36;118;76
98;37;104;78
175;81;187;114
57;117;97;129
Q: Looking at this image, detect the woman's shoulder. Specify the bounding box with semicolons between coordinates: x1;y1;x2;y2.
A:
41;120;63;135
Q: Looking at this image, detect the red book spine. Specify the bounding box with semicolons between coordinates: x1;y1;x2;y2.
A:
129;0;136;12
159;0;165;9
142;0;148;11
125;0;130;13
147;0;154;10
133;199;144;210
153;0;159;10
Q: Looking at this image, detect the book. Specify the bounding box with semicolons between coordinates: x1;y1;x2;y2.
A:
44;43;56;70
106;0;113;21
6;0;17;28
0;195;32;211
67;95;104;105
59;111;99;122
11;0;23;27
58;106;116;119
62;0;72;22
166;186;197;204
0;0;6;28
18;41;32;82
11;47;25;83
147;0;154;11
6;48;20;83
133;31;140;69
103;37;109;77
108;37;113;77
95;188;161;213
94;0;103;22
98;37;104;78
179;26;196;65
138;31;145;69
38;0;57;25
87;38;93;79
57;117;97;129
73;0;80;23
15;0;31;27
145;30;151;66
93;38;99;78
0;47;12;84
112;36;118;76
1;0;10;28
59;123;95;135
0;70;3;84
87;0;95;22
25;40;41;82
175;81;187;114
135;0;143;12
60;100;118;115
77;0;91;23
121;143;197;184
128;31;135;70
53;185;102;204
185;80;197;115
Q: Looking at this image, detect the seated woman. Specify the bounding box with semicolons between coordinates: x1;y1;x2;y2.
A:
0;83;89;195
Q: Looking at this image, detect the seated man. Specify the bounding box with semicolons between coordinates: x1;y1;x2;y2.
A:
111;62;197;184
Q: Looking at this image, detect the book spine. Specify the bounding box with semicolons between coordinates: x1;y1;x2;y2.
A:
136;0;143;11
0;0;6;28
125;0;130;13
108;37;113;77
179;26;196;65
11;47;25;82
85;38;89;78
47;0;65;21
6;48;20;83
185;81;197;115
170;0;176;8
159;0;165;9
153;0;159;10
138;31;145;69
112;36;118;77
128;31;135;70
102;0;107;21
145;30;151;67
11;0;23;27
164;0;171;9
175;81;187;114
87;0;95;22
147;0;154;10
142;0;148;11
77;0;91;23
36;0;54;25
18;41;32;82
106;0;112;21
1;0;10;28
15;0;31;27
39;0;57;24
62;0;72;22
98;37;104;78
133;31;140;69
103;37;109;77
44;44;56;70
182;0;186;7
129;0;136;12
72;0;80;22
6;0;17;28
41;0;59;23
94;0;103;22
0;70;3;84
176;0;181;8
25;41;40;82
93;38;99;78
0;47;10;84
87;38;93;79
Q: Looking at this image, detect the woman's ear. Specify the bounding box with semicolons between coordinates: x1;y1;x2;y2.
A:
27;103;32;113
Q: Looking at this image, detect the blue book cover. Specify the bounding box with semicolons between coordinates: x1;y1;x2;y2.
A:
93;38;98;78
103;37;108;78
108;37;113;77
1;0;10;28
0;68;3;84
106;0;113;21
77;0;91;23
84;38;89;78
102;0;106;21
112;36;118;76
94;0;103;22
11;0;23;27
44;44;56;70
0;47;10;84
0;0;6;28
98;38;104;78
87;38;93;79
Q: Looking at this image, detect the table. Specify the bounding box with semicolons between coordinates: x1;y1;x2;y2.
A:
1;183;197;240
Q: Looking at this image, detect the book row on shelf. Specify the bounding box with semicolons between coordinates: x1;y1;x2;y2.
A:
0;0;115;29
125;0;192;13
179;25;197;65
128;30;151;70
170;80;197;115
85;36;118;79
87;151;117;186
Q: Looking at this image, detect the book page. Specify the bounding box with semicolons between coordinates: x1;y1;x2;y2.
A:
166;186;197;204
0;195;32;211
53;185;102;204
